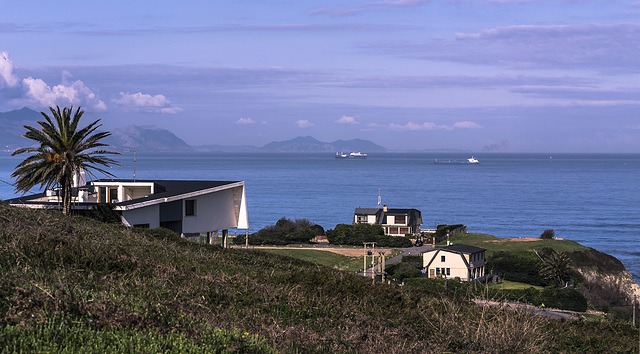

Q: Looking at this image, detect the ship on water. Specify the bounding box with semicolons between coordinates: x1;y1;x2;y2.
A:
434;156;479;164
335;152;368;159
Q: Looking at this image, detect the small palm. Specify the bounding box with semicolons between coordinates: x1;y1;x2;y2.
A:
11;106;120;215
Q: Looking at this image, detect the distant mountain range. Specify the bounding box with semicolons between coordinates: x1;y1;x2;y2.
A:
0;107;386;153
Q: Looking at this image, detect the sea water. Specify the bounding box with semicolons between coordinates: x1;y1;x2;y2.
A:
1;152;639;283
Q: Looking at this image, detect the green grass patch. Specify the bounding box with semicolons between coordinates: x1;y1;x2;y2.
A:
444;232;588;258
488;280;544;290
262;249;364;272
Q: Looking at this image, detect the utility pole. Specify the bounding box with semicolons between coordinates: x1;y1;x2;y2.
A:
363;242;376;278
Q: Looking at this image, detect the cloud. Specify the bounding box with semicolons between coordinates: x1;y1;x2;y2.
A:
19;71;106;111
452;121;483;129
311;0;429;16
236;117;256;125
372;24;640;73
112;92;182;113
0;52;20;87
337;115;359;125
296;119;314;128
389;121;483;131
0;53;106;111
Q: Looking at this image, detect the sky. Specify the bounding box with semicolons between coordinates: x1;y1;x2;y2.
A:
2;0;640;152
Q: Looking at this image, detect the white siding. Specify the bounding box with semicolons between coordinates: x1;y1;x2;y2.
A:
122;204;160;228
423;250;471;280
182;185;246;233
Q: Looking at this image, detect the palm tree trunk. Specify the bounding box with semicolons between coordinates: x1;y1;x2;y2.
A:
62;175;72;215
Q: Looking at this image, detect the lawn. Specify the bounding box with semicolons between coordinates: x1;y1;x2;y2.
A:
262;248;403;273
262;249;366;272
442;233;587;257
488;280;544;290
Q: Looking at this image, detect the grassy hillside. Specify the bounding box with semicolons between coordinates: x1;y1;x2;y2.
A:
1;202;638;353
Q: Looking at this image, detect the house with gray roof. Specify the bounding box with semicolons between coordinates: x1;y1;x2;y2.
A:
422;243;486;281
7;171;247;246
353;205;422;236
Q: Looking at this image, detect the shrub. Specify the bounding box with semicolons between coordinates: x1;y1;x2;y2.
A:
486;251;550;286
237;217;324;245
326;224;413;247
540;229;555;239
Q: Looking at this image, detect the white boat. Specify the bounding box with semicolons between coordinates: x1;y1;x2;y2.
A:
434;156;479;164
335;152;368;159
349;152;367;159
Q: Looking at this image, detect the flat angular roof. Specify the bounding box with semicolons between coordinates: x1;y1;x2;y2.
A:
6;180;242;208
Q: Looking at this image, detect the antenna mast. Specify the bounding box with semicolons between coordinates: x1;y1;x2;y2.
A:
377;188;382;209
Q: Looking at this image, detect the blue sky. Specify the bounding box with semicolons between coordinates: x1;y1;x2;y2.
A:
2;0;640;152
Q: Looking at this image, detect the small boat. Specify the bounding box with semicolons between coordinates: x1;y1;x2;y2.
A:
335;152;368;159
349;152;367;159
434;156;479;165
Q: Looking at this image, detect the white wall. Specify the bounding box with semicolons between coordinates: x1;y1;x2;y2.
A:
182;185;246;233
423;250;470;280
122;204;160;228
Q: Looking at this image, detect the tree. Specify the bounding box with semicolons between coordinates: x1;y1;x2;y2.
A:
540;229;555;239
11;106;120;215
535;248;571;288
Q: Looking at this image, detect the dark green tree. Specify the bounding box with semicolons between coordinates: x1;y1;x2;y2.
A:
537;249;572;287
11;106;120;215
540;229;555;239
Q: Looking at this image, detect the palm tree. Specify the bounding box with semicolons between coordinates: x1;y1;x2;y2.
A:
11;106;120;215
535;249;572;287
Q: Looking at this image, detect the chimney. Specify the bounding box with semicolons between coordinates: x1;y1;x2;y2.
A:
383;205;388;212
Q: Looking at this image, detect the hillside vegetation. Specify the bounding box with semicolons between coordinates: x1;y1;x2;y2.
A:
1;202;638;353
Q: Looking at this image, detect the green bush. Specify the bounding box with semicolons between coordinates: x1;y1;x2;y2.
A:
540;229;555;239
486;251;550;286
236;217;323;245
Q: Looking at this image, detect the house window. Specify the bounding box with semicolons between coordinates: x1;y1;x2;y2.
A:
357;215;368;223
185;199;197;216
395;215;406;224
441;255;446;262
446;268;451;276
98;187;118;203
399;227;410;234
98;187;107;203
435;267;440;275
109;188;118;203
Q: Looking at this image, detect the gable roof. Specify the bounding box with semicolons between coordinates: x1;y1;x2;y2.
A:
439;243;486;254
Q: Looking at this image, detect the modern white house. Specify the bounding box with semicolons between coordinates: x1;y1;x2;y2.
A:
7;171;248;246
422;244;486;281
353;205;422;236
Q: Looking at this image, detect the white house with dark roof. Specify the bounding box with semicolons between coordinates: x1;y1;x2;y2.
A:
422;244;486;281
353;205;422;236
7;173;248;246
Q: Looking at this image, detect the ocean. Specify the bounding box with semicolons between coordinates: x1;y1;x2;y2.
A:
1;152;639;283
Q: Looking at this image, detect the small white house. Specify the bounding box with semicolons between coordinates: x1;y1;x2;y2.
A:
7;174;248;246
422;244;486;281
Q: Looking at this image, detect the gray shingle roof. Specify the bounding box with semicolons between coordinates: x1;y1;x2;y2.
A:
440;243;485;254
